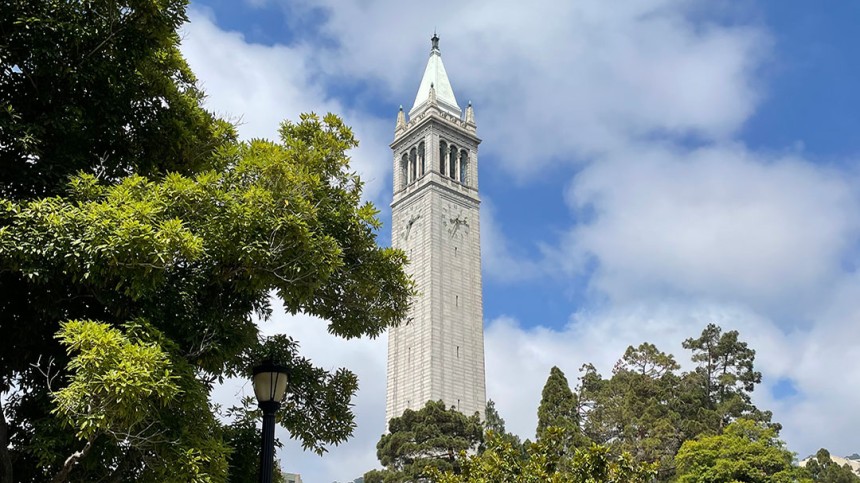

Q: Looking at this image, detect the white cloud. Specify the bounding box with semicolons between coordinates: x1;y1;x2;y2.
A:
485;297;860;459
180;7;394;202
185;1;860;481
519;139;860;456
556;144;860;316
270;0;770;176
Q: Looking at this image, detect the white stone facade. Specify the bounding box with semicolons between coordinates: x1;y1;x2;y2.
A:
385;36;486;427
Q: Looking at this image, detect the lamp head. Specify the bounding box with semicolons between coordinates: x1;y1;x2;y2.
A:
252;359;289;404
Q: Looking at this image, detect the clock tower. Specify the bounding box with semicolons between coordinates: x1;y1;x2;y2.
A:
385;34;486;425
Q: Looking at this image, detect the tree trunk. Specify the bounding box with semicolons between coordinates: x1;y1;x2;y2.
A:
51;438;93;483
0;398;13;483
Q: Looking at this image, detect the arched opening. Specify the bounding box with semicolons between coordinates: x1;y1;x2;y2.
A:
449;145;457;180
418;142;425;176
409;147;417;184
401;153;408;189
459;150;468;184
439;141;448;176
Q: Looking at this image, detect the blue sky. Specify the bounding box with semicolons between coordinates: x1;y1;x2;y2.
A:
187;1;860;480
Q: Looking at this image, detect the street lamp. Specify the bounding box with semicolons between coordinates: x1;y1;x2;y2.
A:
253;359;289;483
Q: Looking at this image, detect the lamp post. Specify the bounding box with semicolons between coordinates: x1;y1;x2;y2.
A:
252;360;289;483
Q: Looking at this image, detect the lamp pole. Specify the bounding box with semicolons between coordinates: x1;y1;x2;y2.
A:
252;360;289;483
258;399;278;483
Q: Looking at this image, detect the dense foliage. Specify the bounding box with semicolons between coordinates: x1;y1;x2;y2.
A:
0;1;413;481
1;0;233;200
483;399;522;453
430;427;656;483
364;401;483;483
536;366;582;449
372;325;857;482
802;449;860;483
577;324;777;480
674;419;799;483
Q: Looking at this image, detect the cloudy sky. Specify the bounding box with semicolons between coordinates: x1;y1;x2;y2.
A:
186;1;860;481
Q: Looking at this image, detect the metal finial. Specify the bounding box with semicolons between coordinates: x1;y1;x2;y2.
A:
431;33;440;51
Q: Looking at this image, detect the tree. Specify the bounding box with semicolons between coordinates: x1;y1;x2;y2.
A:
802;449;860;483
0;0;233;200
585;343;684;478
220;410;287;483
430;427;657;483
482;399;522;454
365;400;483;483
674;419;800;483
1;2;238;479
682;324;767;432
536;367;585;451
49;319;224;483
572;326;781;481
0;112;412;481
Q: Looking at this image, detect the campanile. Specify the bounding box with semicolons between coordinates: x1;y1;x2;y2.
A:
385;34;486;425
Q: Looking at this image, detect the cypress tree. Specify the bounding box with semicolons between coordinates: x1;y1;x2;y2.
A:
536;366;580;441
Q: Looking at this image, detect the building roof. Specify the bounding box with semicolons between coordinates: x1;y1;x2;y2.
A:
410;34;462;118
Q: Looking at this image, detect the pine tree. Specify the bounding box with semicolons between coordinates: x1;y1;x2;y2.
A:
682;323;766;432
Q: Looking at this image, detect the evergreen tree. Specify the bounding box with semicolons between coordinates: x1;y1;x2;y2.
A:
587;343;684;478
682;323;767;432
803;449;860;483
482;399;522;454
536;366;585;450
365;401;483;483
576;326;778;481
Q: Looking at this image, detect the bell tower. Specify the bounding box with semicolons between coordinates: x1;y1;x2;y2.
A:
385;34;486;425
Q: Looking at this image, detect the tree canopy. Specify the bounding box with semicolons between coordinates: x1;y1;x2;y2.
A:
0;1;413;481
682;323;766;431
483;399;522;453
674;419;799;483
431;427;656;483
536;367;579;441
802;449;860;483
1;0;233;200
474;324;803;482
365;400;483;483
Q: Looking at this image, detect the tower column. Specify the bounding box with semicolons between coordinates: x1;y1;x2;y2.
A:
387;34;485;427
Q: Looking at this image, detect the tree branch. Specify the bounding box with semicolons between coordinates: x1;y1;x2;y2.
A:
51;437;94;483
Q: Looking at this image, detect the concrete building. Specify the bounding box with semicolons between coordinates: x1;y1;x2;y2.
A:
385;34;487;427
283;472;302;483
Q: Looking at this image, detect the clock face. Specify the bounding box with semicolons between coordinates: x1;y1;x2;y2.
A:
443;203;470;239
400;206;423;242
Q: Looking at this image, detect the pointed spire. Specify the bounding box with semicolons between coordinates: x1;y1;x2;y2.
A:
465;100;475;125
396;105;406;131
410;34;461;118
